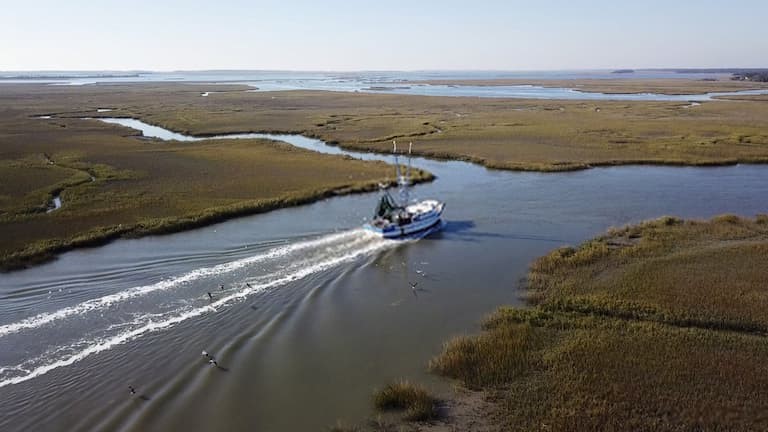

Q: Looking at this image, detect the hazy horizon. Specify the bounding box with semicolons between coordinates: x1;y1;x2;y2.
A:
4;0;768;71
2;67;767;74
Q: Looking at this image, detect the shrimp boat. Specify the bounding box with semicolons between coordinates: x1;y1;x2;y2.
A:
364;141;445;238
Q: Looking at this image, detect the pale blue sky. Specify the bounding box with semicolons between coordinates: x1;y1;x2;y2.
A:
3;0;766;71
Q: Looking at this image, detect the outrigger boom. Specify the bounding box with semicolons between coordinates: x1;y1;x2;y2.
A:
364;141;445;239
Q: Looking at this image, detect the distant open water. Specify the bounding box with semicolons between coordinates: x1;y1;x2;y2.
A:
3;70;767;101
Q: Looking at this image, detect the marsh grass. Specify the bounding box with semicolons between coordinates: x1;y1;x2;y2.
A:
0;173;432;271
4;83;768;270
9;83;768;175
327;422;363;432
0;86;440;269
429;323;545;389
0;159;93;214
528;215;768;332
373;381;438;421
431;215;768;431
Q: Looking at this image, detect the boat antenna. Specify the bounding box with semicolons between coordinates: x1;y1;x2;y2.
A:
393;141;410;205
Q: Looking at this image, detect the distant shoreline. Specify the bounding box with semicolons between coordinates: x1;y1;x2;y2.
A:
403;77;768;95
0;73;141;80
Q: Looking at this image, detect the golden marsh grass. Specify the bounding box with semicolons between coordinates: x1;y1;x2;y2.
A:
373;380;438;422
0;85;433;270
431;215;768;431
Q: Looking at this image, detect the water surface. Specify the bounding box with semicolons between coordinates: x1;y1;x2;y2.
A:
4;70;768;101
1;119;767;431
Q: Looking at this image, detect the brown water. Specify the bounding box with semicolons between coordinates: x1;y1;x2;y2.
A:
1;119;767;431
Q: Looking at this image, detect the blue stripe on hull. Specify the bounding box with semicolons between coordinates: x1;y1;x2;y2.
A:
364;213;443;239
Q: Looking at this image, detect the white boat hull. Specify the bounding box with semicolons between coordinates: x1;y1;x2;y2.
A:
365;201;445;239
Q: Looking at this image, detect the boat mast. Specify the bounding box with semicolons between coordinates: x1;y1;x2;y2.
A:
406;142;412;180
392;140;410;206
401;142;412;204
393;140;401;182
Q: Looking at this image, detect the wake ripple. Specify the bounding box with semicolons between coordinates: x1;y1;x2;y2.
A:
0;229;401;388
0;230;361;338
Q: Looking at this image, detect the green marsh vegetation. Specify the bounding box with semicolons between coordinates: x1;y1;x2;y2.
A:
717;93;768;102
325;382;439;431
373;380;439;421
3;81;768;270
430;215;768;431
0;84;432;270
7;81;768;175
308;94;768;172
27;80;766;173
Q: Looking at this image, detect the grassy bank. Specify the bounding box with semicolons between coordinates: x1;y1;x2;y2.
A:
428;215;768;431
0;173;431;271
5;83;768;175
131;87;768;173
0;87;434;270
373;381;438;422
4;83;768;269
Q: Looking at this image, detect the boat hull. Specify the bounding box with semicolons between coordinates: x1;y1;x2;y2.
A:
364;202;445;239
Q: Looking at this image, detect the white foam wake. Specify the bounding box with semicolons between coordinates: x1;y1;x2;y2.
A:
0;230;363;339
0;234;397;388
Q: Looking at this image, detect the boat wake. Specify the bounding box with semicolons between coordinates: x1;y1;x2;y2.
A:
0;229;402;388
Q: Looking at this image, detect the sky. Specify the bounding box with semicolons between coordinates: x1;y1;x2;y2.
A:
2;0;767;71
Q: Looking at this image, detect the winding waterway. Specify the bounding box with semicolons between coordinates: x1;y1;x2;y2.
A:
1;118;767;431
